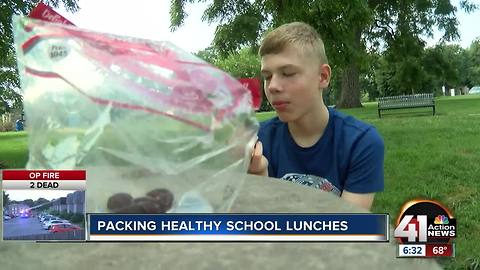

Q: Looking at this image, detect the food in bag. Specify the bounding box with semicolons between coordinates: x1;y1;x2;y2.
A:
13;16;259;213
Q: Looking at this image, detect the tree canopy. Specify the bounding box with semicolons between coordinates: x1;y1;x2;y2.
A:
170;0;477;107
0;1;477;113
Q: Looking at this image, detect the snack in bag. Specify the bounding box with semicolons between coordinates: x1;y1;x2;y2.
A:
12;16;259;213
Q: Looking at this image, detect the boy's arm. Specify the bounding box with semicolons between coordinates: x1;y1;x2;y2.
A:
342;128;384;211
341;191;375;211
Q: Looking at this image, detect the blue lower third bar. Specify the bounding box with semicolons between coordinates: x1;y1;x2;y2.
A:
88;214;389;242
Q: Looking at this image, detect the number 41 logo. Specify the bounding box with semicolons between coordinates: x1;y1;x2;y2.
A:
394;215;428;242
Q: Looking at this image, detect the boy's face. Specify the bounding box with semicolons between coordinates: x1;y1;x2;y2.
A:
261;44;330;123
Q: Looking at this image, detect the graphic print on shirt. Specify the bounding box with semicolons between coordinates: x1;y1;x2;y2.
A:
281;173;341;196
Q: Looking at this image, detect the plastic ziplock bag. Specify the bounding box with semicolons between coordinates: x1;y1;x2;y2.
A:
13;16;259;213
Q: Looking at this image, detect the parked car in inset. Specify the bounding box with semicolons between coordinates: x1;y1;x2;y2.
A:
50;224;82;233
43;220;71;230
40;215;53;222
42;217;62;226
41;216;58;223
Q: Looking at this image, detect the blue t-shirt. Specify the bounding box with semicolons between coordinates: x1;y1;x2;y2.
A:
258;107;384;196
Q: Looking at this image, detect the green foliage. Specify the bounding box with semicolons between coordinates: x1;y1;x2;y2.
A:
214;47;260;78
33;198;52;212
21;199;35;207
422;44;462;92
58;211;74;221
196;47;273;111
195;46;220;65
0;0;80;113
69;213;84;224
2;191;10;206
171;0;477;107
468;39;480;86
373;42;479;97
34;198;50;206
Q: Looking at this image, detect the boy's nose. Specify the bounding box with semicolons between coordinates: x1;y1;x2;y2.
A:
267;75;283;93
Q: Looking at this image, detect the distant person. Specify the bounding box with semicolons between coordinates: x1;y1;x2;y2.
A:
15;119;24;131
248;22;384;210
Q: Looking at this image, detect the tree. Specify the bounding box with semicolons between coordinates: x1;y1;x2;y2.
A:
2;191;9;207
467;39;480;86
195;46;220;65
170;0;476;108
213;48;260;78
0;0;80;113
196;47;272;111
34;197;50;206
422;44;466;94
22;199;35;208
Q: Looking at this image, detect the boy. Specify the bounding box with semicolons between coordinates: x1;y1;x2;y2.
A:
248;22;384;210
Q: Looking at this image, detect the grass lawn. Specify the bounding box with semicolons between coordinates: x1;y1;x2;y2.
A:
1;95;479;269
0;131;28;169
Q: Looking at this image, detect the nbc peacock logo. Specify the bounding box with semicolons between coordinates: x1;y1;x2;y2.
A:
434;215;449;225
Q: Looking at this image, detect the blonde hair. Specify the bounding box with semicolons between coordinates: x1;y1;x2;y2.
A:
259;22;328;65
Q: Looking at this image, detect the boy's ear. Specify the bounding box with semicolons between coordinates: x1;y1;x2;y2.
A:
319;64;331;89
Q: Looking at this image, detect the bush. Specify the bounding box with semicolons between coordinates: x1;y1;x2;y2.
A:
0;121;14;132
70;213;84;224
58;211;72;220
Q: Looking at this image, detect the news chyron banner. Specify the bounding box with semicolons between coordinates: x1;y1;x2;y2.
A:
2;170;86;241
87;214;389;242
395;199;456;258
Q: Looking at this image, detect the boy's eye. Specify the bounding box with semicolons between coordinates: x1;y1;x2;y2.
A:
283;72;296;77
263;75;272;81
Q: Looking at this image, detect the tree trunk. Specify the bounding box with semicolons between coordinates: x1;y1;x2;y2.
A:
337;62;362;108
337;28;363;109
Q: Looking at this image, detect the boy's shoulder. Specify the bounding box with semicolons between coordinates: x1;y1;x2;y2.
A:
329;108;372;133
329;108;384;151
259;108;378;136
329;108;383;144
258;108;383;151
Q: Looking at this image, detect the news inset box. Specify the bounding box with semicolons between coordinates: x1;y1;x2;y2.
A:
2;170;86;241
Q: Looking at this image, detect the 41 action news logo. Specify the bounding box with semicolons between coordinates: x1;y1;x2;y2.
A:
394;199;456;244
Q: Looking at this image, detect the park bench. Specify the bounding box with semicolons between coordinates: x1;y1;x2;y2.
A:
377;93;435;118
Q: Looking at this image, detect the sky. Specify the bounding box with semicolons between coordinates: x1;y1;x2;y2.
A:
53;0;480;53
6;190;77;201
56;0;216;54
427;0;480;48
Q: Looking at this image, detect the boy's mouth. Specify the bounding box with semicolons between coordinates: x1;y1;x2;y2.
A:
272;101;289;110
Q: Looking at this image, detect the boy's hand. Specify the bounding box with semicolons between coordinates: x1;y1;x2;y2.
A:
248;141;269;176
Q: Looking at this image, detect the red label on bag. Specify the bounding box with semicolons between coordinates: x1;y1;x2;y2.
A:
28;2;75;25
239;78;262;110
